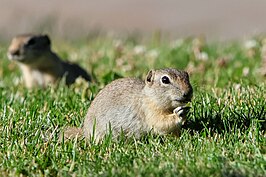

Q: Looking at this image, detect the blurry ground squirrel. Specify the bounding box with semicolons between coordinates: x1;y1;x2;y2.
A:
7;34;91;88
62;68;193;142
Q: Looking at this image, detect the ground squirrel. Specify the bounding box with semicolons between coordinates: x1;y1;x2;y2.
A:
7;34;91;88
63;68;193;142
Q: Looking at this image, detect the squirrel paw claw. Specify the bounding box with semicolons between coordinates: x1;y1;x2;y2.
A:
174;106;190;118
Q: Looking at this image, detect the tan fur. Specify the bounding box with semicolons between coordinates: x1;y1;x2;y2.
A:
59;127;83;142
7;34;91;88
63;68;193;142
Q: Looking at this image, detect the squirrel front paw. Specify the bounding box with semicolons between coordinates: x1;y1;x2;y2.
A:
174;106;190;118
173;106;190;126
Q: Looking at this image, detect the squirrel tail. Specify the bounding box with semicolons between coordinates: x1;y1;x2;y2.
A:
59;127;83;142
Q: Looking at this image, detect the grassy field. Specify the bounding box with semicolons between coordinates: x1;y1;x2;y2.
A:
0;36;265;176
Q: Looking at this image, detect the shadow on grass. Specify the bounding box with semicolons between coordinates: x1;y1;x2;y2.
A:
182;104;266;135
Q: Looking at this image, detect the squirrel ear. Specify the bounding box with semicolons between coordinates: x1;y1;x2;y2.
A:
184;71;190;79
145;69;155;86
42;34;51;46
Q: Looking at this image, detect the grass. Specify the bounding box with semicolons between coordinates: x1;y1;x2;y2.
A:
0;36;265;176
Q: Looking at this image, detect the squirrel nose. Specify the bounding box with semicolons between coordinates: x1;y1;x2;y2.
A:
183;89;193;101
10;50;20;56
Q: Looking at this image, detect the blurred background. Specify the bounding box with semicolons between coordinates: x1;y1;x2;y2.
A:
1;0;266;41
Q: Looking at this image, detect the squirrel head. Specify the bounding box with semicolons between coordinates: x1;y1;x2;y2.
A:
7;34;51;64
144;68;193;112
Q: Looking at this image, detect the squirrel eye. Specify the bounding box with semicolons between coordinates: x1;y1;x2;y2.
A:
26;38;36;46
161;76;170;84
